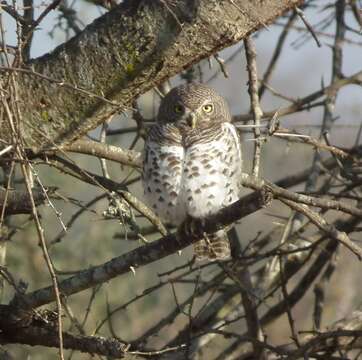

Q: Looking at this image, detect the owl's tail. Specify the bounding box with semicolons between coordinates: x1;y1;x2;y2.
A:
194;229;231;261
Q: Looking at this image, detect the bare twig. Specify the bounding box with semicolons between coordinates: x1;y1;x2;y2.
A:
244;36;263;178
259;10;297;98
313;253;338;330
295;7;322;47
281;198;362;260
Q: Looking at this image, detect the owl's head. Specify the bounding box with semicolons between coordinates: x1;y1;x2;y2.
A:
157;83;231;129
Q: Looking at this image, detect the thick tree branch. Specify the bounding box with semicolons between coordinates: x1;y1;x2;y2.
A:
0;0;302;151
0;187;49;216
61;139;142;168
0;325;129;359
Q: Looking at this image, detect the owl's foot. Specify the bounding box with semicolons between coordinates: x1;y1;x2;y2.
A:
194;231;231;262
180;217;231;262
181;216;206;240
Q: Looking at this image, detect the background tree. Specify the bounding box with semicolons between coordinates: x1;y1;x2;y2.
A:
0;0;362;359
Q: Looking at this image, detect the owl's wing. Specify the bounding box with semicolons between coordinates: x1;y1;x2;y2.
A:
142;124;184;183
142;125;186;226
224;122;243;192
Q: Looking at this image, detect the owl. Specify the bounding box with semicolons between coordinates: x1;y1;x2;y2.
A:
142;83;242;261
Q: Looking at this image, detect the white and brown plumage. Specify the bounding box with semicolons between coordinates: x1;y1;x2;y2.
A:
142;83;242;261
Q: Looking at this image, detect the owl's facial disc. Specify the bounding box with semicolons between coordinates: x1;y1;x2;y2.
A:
181;99;214;128
174;106;198;128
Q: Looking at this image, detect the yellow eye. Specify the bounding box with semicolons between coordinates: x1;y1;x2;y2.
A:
174;104;184;113
202;104;214;113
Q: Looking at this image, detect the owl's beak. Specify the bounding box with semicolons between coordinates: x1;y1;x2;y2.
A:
186;112;197;129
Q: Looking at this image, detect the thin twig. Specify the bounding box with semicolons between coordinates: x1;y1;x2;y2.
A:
281;198;362;260
259;11;297;98
244;36;263;178
295;7;322;47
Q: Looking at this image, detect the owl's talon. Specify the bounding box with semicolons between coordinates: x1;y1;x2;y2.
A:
181;216;204;239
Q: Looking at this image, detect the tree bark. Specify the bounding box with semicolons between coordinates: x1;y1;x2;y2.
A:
0;0;303;151
0;187;48;216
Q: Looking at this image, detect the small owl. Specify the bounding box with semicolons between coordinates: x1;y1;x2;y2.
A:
142;83;242;261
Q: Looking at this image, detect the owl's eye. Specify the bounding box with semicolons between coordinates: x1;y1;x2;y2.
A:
174;104;184;114
202;104;214;113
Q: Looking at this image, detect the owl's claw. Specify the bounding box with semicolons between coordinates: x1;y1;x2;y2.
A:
180;216;206;239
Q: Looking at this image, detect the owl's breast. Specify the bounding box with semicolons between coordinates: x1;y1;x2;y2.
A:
180;123;242;219
142;123;242;226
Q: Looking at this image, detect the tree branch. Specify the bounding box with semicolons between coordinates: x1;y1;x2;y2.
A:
0;187;49;216
13;189;272;309
61;139;142;168
0;325;129;359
